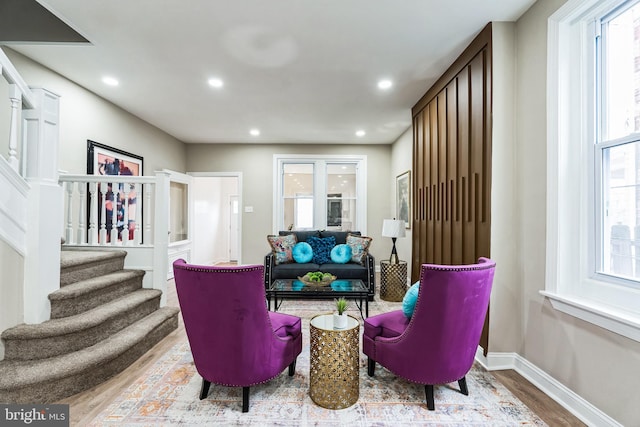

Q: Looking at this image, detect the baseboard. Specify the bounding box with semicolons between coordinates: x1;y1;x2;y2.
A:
475;350;622;427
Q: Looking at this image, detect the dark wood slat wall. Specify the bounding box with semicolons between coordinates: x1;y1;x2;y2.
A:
411;24;493;350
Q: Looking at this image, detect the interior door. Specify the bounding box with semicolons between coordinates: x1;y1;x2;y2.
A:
165;170;193;279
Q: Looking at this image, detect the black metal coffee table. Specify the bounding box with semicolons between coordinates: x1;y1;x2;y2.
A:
267;278;369;318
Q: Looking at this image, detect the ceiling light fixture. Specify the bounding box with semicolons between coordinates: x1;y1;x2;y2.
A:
102;76;119;86
356;130;366;137
377;79;392;90
250;129;260;136
208;78;224;88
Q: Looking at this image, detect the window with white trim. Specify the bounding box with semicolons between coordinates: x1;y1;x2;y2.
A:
546;0;640;342
274;155;367;233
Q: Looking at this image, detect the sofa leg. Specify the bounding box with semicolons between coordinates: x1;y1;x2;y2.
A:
288;359;297;376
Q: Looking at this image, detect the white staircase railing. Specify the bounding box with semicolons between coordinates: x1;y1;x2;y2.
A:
59;172;170;304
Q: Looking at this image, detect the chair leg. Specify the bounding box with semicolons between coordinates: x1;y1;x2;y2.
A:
367;357;376;376
425;385;435;410
288;359;297;376
242;387;250;413
199;379;211;400
458;376;469;396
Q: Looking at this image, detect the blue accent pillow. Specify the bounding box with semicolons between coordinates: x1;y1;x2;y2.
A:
307;236;336;264
292;242;313;263
402;281;420;318
330;244;352;264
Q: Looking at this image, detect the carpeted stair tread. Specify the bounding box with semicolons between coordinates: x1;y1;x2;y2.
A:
1;290;163;360
51;269;144;301
0;307;180;392
3;289;162;339
60;250;127;269
60;250;127;286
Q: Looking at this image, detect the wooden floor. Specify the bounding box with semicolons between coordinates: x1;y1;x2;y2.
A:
60;278;585;426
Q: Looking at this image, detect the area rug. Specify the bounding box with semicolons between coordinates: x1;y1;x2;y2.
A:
87;299;546;426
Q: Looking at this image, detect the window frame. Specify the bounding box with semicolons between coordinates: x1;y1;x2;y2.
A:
545;0;640;342
273;154;367;233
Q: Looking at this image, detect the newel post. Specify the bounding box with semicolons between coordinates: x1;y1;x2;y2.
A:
22;87;62;324
153;171;171;306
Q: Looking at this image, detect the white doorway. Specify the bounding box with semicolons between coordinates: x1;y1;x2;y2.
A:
190;173;242;266
229;195;239;261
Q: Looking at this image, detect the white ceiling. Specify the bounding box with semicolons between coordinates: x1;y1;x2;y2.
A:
5;0;536;145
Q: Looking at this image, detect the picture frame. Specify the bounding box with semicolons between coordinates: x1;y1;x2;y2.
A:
396;170;411;229
327;193;342;227
87;140;144;242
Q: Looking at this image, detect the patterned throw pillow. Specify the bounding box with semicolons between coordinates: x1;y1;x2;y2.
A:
346;233;372;265
267;234;297;265
402;281;420;318
307;236;336;264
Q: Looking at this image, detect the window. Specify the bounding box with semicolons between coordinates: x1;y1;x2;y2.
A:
274;155;367;232
598;2;640;282
546;0;640;342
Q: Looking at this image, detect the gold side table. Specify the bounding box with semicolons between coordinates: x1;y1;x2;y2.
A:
379;260;408;302
309;313;360;409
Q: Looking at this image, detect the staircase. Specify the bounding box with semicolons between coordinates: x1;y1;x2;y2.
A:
0;250;180;403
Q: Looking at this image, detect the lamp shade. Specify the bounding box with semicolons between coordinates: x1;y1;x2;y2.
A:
382;219;406;238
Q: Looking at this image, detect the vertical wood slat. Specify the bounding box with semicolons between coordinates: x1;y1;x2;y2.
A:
411;24;492;353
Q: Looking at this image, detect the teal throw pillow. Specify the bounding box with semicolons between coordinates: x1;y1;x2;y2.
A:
330;244;352;264
307;236;336;264
402;281;420;318
292;242;313;263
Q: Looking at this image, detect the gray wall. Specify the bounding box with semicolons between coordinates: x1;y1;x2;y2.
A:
186;143;393;265
510;0;640;424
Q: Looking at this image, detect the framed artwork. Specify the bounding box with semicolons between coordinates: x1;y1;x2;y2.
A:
396;170;411;229
87;140;144;242
327;193;342;227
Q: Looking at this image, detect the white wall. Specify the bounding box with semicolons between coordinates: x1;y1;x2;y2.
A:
0;240;24;359
192;176;238;265
509;0;640;424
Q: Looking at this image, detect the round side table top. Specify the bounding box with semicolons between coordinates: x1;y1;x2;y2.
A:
310;313;359;331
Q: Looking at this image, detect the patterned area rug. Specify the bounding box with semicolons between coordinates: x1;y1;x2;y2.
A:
88;298;546;426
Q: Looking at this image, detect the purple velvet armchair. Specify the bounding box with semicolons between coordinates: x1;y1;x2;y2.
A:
363;257;495;410
172;260;303;412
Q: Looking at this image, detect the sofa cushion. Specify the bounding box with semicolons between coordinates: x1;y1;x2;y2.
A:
346;233;373;265
271;262;320;279
307;236;336;265
267;234;297;265
279;230;320;242
319;262;367;279
330;244;352;264
292;242;313;263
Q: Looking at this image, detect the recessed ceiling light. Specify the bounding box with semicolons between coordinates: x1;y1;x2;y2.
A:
377;79;392;90
250;129;260;136
208;78;224;88
102;76;119;86
356;130;366;137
